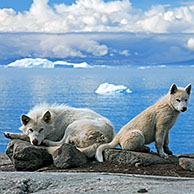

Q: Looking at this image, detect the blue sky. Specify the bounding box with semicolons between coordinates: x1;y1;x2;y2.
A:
0;0;187;12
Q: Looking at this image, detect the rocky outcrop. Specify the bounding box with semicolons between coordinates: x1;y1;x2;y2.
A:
178;154;194;171
52;143;88;168
103;148;179;166
5;139;194;172
6;139;88;171
6;139;53;171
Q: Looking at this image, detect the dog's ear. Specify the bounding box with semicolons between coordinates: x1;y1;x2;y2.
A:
21;115;31;126
185;84;192;95
170;83;178;94
42;111;51;123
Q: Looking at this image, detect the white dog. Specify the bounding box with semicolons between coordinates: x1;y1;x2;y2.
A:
4;103;114;158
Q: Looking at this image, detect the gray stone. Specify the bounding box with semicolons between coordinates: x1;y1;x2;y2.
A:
179;158;194;171
1;172;194;194
103;148;179;166
6;139;53;171
52;143;88;168
0;153;12;166
177;153;194;159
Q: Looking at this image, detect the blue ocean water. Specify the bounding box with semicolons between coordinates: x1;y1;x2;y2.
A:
0;65;194;154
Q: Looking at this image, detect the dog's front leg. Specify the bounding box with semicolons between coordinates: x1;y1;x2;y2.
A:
155;129;169;159
163;131;173;155
3;132;30;142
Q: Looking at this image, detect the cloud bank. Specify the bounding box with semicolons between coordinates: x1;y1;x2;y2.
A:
1;0;194;33
1;32;194;65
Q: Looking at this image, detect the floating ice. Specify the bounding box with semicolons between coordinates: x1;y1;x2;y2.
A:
53;61;91;68
95;82;132;94
7;58;54;68
137;65;167;70
137;66;150;70
7;58;91;69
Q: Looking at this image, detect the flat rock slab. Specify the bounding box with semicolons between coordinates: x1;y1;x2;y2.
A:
104;148;179;166
0;172;194;194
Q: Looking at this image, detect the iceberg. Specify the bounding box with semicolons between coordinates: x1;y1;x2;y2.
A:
95;82;132;94
7;58;91;69
53;61;91;68
7;58;54;68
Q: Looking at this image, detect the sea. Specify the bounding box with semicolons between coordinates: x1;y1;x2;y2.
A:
0;64;194;154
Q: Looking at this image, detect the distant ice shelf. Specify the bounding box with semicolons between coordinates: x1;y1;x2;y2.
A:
6;58;91;68
95;82;132;94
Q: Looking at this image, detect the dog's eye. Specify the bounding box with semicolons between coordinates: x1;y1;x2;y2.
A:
185;99;188;102
29;128;33;132
39;128;44;133
176;99;180;102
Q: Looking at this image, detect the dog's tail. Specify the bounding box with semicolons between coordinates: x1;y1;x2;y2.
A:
95;138;119;162
77;143;102;158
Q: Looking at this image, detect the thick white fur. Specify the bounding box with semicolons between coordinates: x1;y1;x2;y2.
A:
4;103;114;158
96;84;192;162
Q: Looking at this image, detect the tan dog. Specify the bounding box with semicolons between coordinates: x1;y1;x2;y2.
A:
96;84;192;162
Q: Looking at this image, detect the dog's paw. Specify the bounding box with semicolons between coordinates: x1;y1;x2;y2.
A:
3;132;11;139
159;152;169;159
42;139;49;146
164;148;173;155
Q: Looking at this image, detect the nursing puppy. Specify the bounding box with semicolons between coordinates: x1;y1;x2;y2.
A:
4;103;114;158
96;84;192;162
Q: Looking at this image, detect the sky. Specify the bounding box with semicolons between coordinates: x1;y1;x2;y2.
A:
1;0;194;65
1;0;194;33
0;0;185;12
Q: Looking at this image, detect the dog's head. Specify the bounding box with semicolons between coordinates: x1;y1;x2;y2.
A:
169;83;192;112
20;111;51;146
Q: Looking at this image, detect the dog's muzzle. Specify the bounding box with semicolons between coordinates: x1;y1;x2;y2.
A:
181;107;187;112
32;138;38;146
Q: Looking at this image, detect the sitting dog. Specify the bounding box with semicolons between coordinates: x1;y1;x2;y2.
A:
96;84;191;162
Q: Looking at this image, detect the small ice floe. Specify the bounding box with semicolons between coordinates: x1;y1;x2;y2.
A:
137;66;150;70
158;65;166;68
95;82;132;94
138;65;167;70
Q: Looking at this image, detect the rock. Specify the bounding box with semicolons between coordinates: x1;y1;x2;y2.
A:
177;153;194;159
179;158;194;171
137;188;148;193
52;143;88;168
103;148;179;166
6;139;53;171
0;153;12;166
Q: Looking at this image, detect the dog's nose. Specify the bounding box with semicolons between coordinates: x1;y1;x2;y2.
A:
182;107;187;112
32;138;38;146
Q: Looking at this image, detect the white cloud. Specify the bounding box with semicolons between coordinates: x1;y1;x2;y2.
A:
0;33;109;60
40;35;108;57
187;38;194;50
119;50;130;56
1;32;194;64
1;0;194;33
